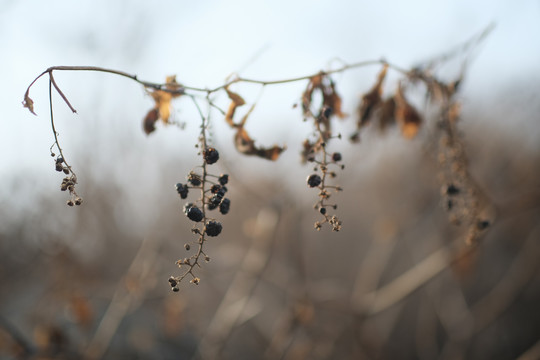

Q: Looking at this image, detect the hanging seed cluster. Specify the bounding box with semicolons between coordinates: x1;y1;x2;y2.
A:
168;145;231;292
51;152;82;207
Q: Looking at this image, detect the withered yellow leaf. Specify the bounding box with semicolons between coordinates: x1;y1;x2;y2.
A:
146;75;182;125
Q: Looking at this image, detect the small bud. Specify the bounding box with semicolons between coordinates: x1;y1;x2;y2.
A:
184;244;191;251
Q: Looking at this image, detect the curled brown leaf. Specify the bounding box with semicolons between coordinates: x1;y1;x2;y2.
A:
395;83;422;139
23;93;36;115
143;108;160;135
358;64;388;127
378;96;396;132
144;75;182;130
234;126;285;161
225;88;246;127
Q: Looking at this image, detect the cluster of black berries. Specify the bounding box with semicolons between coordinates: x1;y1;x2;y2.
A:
305;150;344;231
170;147;232;289
207;183;230;215
176;183;189;199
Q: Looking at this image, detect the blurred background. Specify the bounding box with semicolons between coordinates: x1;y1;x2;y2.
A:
1;0;540;359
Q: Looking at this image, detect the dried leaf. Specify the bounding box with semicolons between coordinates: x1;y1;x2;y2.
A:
357;65;388;127
146;75;182;126
301;139;316;163
225;88;246;127
234;126;285;160
302;74;324;116
324;80;347;119
143;108;159;135
378;96;396;132
151;90;173;123
395;84;422;139
448;101;461;123
23;93;36;115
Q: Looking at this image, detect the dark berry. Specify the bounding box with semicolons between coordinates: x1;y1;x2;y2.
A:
205;221;222;237
210;195;222;206
217;188;226;198
207;202;218;210
211;184;221;194
74;198;83;206
319;207;326;215
218;174;229;185
168;276;178;287
186;206;204;222
446;184;460;196
172;287;180;292
55;163;63;172
67;200;74;207
219;198;230;215
56;156;64;164
323;107;333;119
477;220;490;230
187;173;202;186
63;168;70;175
183;202;194;214
307;174;322;188
203;147;219;165
332;152;342;162
176;183;189;199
